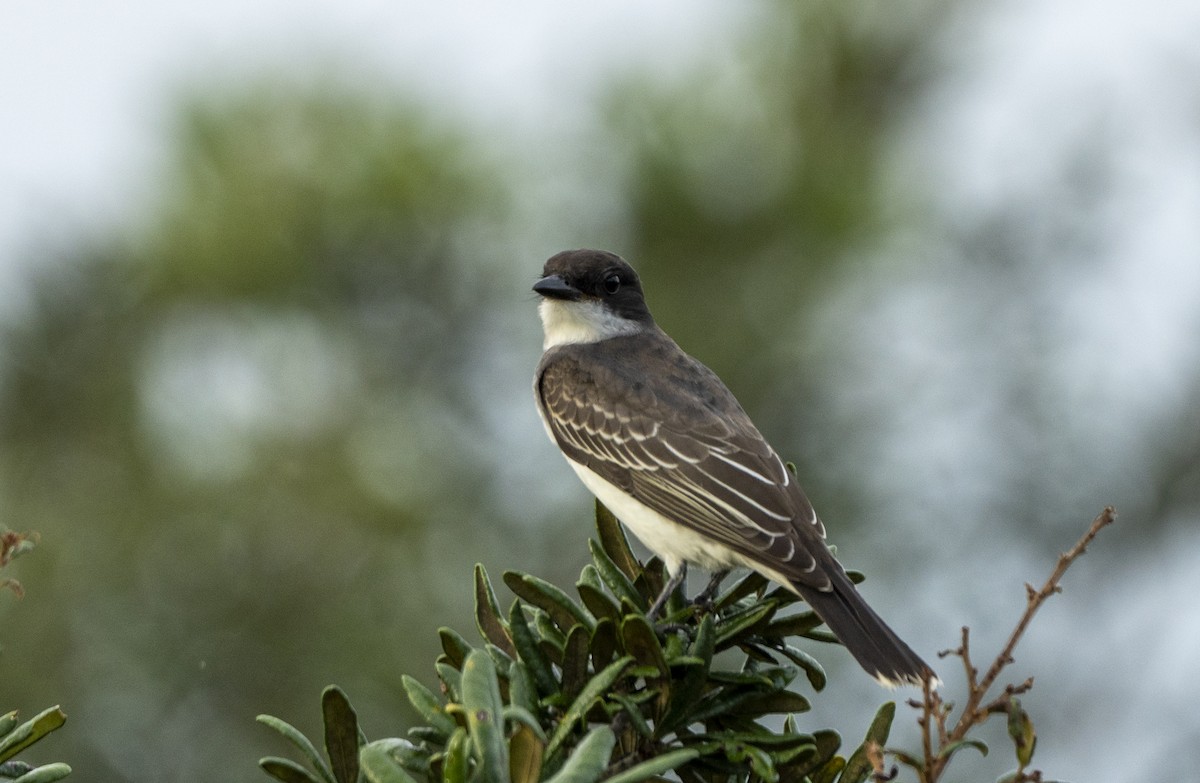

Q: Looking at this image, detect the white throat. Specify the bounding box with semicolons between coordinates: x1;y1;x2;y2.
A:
539;298;643;349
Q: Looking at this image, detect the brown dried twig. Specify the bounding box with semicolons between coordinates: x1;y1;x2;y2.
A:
904;506;1116;783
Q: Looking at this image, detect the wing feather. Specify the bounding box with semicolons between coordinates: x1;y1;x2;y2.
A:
535;335;830;588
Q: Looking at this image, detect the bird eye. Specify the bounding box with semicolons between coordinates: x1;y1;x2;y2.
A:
603;273;621;294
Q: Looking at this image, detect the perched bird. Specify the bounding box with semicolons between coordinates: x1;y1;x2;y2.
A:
532;248;934;687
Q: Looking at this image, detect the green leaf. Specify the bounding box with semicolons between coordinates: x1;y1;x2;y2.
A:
810;755;845;783
260;757;324;783
725;741;777;783
561;625;592;701
937;738;988;762
1006;698;1037;768
601;748;700;783
775;645;827;691
779;729;841;780
545;656;633;758
726;691;811;716
838;702;894;783
502;706;547;742
576;579;621;624
402;675;457;738
714;572;770;609
532;608;568;656
257;714;337;783
594;501;640;581
714;602;777;647
438;627;473;669
475;565;516;658
505;571;595;633
589;618;618;670
657;658;708;735
436;662;463;703
619;614;669;678
441;728;470;783
508;601;559;698
509;724;545;783
360;740;422;783
461;649;508;783
763;611;824;640
609;693;653;739
10;762;73;783
587;540;645;611
0;706;67;765
544;725;616;783
322;687;361;783
0;712;18;738
508;661;539;715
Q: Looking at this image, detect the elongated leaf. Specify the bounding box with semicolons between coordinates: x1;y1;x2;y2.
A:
714;603;777;647
438;627;473;669
532;608;568;654
810;755;845;783
589;618;617;670
475;565;516;657
602;748;701;783
610;693;653;739
502;706;548;743
505;571;595;633
9;762;72;783
0;707;67;764
508;601;559;697
545;656;633;758
726;691;811;716
725;741;777;783
0;712;17;738
576;581;621;624
260;757;324;783
509;723;545;783
544;726;616;783
508;661;539;714
839;702;894;783
594;501;640;581
462;650;508;783
561;625;592;701
360;740;422;783
436;662;462;703
1006;698;1037;768
587;540;645;610
714;572;770;609
441;728;470;783
322;687;361;783
620;614;669;678
402;675;457;737
257;715;337;783
937;738;988;762
776;645;827;691
763;611;824;639
780;729;841;780
656;658;708;736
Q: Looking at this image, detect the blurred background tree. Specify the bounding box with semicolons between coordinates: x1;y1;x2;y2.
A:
1;0;1198;781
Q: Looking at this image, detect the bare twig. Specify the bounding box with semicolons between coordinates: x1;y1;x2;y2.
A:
908;506;1116;783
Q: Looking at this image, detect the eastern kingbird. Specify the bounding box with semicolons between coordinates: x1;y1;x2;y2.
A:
532;249;934;687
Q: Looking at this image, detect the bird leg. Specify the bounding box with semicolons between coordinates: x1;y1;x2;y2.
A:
647;563;686;620
692;569;730;609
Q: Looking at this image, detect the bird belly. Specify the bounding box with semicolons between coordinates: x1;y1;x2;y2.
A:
565;459;792;584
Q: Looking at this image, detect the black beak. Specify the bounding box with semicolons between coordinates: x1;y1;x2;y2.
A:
533;274;581;301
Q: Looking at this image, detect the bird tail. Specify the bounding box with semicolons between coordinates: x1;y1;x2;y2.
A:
792;570;936;688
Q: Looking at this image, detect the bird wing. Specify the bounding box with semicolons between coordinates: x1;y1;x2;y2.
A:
535;336;833;590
